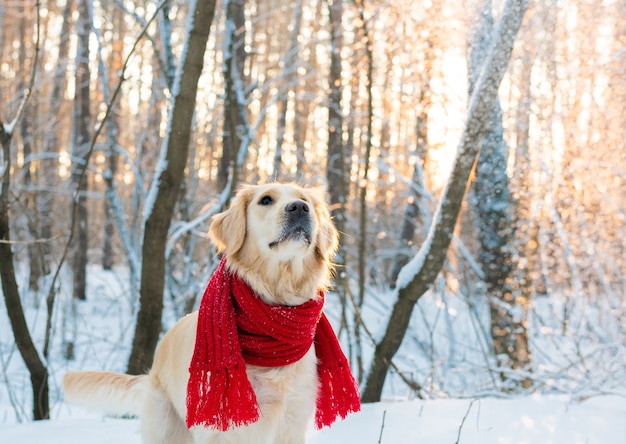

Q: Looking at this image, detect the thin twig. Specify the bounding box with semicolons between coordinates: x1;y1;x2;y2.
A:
377;409;387;444
455;399;477;444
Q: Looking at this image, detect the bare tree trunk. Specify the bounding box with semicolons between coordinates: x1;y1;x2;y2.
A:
467;0;531;387
326;0;346;233
354;1;374;382
476;102;531;384
102;6;124;271
325;0;351;344
71;0;91;301
273;0;303;181
219;0;246;190
102;132;118;270
512;40;534;299
127;0;218;375
16;4;45;292
22;105;45;293
361;0;529;403
293;0;323;180
1;124;49;420
40;0;72;271
0;6;47;417
158;0;176;90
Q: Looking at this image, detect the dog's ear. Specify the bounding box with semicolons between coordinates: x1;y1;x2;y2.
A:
308;188;339;263
209;186;252;256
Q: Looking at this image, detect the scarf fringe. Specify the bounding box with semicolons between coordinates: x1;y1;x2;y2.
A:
186;364;260;431
315;361;361;429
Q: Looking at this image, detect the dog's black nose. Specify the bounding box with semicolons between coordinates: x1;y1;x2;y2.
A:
286;200;309;215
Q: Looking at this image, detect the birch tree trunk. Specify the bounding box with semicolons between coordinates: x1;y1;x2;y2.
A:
467;0;531;386
361;0;529;403
127;0;218;375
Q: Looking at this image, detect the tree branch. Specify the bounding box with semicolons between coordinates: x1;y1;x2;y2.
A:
361;0;529;403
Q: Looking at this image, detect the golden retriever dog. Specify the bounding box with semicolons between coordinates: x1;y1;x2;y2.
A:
63;183;358;444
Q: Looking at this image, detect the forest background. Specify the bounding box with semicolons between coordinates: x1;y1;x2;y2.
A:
1;0;625;424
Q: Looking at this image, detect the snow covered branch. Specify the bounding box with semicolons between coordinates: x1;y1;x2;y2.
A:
362;0;529;403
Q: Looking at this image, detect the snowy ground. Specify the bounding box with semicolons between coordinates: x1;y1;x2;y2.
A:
2;395;625;443
2;266;626;442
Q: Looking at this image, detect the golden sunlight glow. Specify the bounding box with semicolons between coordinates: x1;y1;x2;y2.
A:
426;50;467;191
58;151;71;179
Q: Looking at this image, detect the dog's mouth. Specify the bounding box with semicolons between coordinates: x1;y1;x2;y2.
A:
269;223;312;249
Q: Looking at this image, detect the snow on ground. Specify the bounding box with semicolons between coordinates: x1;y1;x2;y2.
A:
2;266;626;442
1;395;625;443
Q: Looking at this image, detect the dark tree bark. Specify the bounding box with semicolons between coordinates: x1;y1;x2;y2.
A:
354;0;374;382
102;129;119;270
361;0;529;403
127;0;218;375
15;3;43;293
326;0;346;232
40;0;72;269
1;124;49;421
219;0;246;190
325;0;352;345
71;0;91;301
0;6;47;416
102;6;124;271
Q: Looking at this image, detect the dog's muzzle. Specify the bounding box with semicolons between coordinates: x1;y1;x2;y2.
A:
268;200;313;248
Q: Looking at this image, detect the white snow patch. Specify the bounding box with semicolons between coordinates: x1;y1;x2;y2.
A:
1;396;625;443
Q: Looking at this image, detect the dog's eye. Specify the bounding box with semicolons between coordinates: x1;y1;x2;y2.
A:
259;195;273;206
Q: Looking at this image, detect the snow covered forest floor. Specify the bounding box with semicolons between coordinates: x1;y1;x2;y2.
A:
2;265;626;442
3;395;626;443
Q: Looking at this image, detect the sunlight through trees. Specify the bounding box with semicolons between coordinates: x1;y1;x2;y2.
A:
1;0;625;419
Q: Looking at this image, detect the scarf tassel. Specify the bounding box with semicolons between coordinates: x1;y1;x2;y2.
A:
186;364;260;431
315;361;361;429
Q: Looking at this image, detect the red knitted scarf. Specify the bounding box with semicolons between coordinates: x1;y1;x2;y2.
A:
186;256;360;432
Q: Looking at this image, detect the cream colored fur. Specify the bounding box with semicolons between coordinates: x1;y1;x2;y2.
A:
63;183;338;444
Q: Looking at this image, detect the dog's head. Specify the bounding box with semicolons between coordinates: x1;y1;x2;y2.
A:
209;183;338;304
